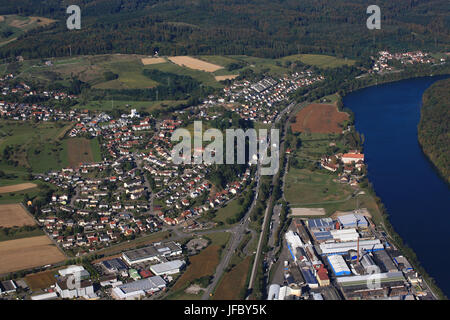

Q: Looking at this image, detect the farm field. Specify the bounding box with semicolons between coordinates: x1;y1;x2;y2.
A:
212;256;252;300
0;203;36;228
141;57;167;65
168;56;223;72
0;183;37;194
65;137;101;168
0;235;65;274
291;103;349;134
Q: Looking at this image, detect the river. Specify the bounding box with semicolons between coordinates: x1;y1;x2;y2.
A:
343;75;450;297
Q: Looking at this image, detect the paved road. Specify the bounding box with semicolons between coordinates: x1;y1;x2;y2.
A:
246;102;296;295
201;169;261;299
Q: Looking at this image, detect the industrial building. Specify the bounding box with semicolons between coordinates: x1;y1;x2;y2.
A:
337;272;407;299
393;256;413;272
122;241;182;265
150;260;185;276
319;239;384;256
360;254;377;273
373;250;398;273
31;292;58;300
0;280;17;295
111;276;166;300
101;258;128;274
336;271;405;288
313;228;359;243
327;255;351;276
306;218;335;231
55;279;95;299
337;213;368;229
267;284;302;300
300;268;318;289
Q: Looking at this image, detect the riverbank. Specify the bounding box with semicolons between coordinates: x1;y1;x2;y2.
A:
343;76;450;300
417;78;450;186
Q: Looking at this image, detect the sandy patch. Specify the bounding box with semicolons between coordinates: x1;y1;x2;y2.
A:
215;75;238;81
168;56;223;72
290;207;326;216
141;57;167;65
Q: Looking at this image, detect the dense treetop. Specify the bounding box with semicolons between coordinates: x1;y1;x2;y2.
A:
418;78;450;184
0;0;449;59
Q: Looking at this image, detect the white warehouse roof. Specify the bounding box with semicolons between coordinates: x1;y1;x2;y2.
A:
150;260;185;275
320;239;383;255
327;255;351;276
285;231;303;248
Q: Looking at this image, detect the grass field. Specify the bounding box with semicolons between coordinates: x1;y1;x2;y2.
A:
280;54;355;68
285;167;353;206
0;235;65;274
0;203;36;228
213;198;241;224
212;256;251;300
0;120;72;174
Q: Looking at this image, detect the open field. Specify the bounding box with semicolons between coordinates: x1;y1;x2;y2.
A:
291;103;349;134
0;120;71;173
170;232;230;295
0;235;65;274
213;198;241;225
172;245;221;291
0;204;36;228
0;183;37;194
168;56;223;72
280;54;355;68
290;207;326;217
25;268;61;291
65;138;96;168
215;75;238;81
212;256;251;300
141;57;167;65
285;168;353;206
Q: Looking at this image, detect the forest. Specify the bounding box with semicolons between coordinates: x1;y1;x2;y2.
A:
418;78;450;184
0;0;448;60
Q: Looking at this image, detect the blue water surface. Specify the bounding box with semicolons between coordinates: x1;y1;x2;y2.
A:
343;75;450;296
